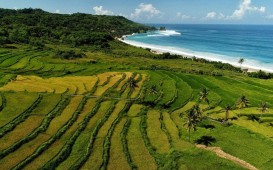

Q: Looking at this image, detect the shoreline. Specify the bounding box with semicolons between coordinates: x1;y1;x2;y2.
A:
119;35;273;73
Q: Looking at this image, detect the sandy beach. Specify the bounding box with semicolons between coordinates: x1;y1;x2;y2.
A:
120;38;267;73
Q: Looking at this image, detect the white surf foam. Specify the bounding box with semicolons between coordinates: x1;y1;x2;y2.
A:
147;34;165;37
146;30;181;37
158;30;181;36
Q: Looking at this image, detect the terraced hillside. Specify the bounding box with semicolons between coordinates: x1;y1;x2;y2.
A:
0;46;273;170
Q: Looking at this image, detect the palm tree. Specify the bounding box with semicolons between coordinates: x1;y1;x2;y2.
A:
194;104;203;120
236;95;249;116
199;88;209;105
237;96;249;108
238;58;245;68
184;111;197;142
184;104;202;142
258;102;268;122
224;104;231;121
127;77;138;90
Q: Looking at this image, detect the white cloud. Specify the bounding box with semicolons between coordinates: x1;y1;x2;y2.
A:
93;6;114;15
204;0;265;21
118;13;129;18
55;9;60;14
206;12;217;19
205;12;226;20
131;3;161;19
228;0;265;19
177;12;191;20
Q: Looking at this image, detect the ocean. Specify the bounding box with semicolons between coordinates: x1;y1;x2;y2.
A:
123;24;273;72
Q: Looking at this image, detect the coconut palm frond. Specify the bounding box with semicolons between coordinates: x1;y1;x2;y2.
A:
199;88;210;105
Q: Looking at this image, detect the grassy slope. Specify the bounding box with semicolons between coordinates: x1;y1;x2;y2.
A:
0;42;272;169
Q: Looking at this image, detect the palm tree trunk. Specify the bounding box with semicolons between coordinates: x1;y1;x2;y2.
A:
188;128;191;142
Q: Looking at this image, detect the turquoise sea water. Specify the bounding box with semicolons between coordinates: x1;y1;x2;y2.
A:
124;24;273;72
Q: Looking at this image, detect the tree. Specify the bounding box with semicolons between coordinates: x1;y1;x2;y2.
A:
0;28;8;45
238;58;245;68
258;102;268;122
9;28;29;44
236;95;249;116
224;104;231;121
0;36;8;45
127;77;138;91
194;104;203;120
199;88;209;105
184;104;202;142
237;96;249;108
184;110;197;142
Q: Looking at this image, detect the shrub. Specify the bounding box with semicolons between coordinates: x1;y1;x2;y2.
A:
211;71;223;76
213;61;242;72
247;115;260;122
198;70;204;75
157;53;181;59
54;50;85;60
230;117;238;120
0;36;8;45
248;70;273;79
29;38;45;49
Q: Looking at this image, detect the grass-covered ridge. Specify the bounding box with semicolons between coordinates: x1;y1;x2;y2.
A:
0;8;272;170
0;44;272;169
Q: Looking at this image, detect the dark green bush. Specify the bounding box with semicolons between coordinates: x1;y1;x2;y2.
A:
248;70;273;79
54;50;85;60
213;61;242;72
247;115;260;122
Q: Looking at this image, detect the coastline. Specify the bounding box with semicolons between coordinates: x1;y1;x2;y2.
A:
120;36;272;73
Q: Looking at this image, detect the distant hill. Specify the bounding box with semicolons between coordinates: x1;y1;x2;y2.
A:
0;8;154;47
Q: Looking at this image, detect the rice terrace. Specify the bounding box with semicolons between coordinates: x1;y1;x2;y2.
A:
0;5;273;170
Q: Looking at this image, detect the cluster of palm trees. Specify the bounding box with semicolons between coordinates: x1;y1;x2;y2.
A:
184;88;210;142
144;78;270;143
221;96;269;123
184;104;202;142
183;88;270;142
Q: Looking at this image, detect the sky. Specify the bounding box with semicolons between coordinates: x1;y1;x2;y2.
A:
1;0;273;24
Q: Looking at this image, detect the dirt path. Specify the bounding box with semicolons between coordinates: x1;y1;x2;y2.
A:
196;144;258;170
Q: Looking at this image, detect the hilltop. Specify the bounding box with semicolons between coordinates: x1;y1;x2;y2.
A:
0;8;154;47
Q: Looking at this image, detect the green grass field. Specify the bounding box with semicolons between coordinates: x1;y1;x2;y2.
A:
0;43;272;170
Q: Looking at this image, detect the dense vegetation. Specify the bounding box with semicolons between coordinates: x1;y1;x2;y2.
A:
0;8;272;170
248;70;273;79
0;8;154;47
54;50;86;60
